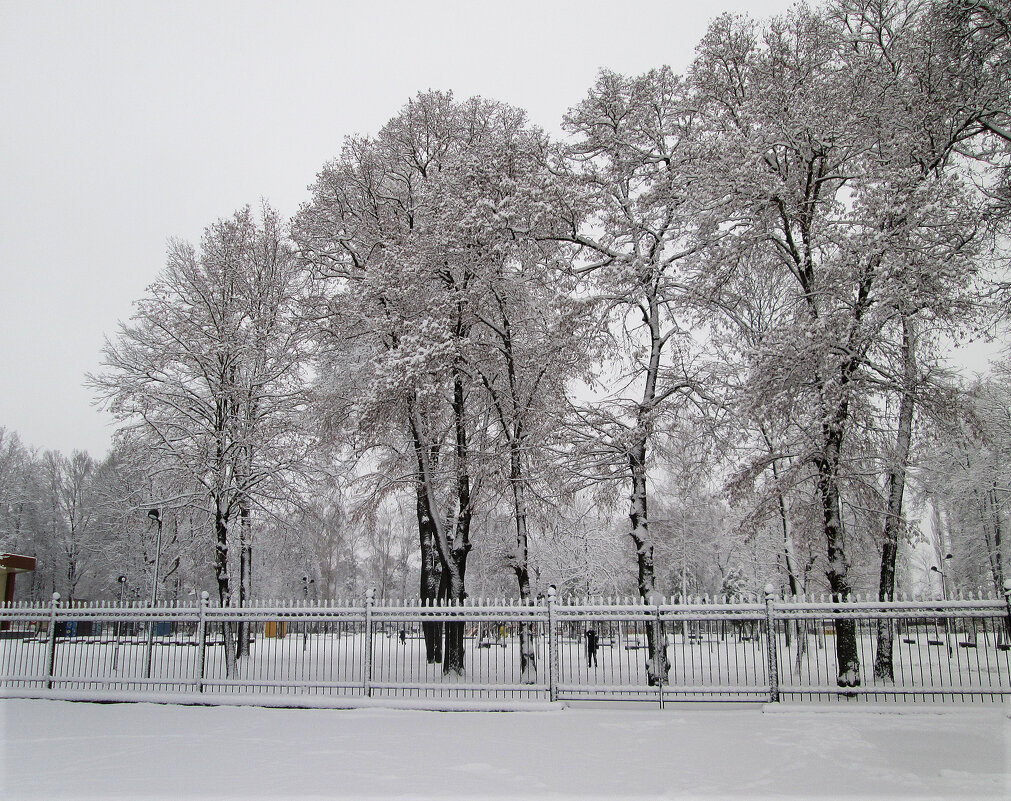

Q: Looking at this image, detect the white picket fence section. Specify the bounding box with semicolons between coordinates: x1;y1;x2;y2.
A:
3;584;1010;707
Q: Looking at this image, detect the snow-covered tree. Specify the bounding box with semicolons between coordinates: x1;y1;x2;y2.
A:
920;370;1011;600
558;66;705;685
297;91;581;675
688;0;999;686
94;204;309;674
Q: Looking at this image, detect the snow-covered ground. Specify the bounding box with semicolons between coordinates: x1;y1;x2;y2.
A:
1;699;1007;800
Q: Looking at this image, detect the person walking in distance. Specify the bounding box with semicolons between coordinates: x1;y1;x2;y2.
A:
586;627;599;668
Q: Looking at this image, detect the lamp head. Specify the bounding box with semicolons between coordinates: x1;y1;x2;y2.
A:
147;508;161;522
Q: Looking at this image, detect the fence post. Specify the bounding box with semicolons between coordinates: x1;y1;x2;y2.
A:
547;585;558;702
764;584;780;703
364;587;375;698
655;597;665;710
196;591;209;693
144;602;156;680
45;592;60;690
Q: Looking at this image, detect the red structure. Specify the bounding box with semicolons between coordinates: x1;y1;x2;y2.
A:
0;553;36;630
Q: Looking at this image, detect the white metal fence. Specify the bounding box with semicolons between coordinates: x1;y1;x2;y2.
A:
3;585;1010;706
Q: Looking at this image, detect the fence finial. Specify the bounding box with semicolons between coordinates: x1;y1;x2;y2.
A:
764;583;776;600
51;592;61;603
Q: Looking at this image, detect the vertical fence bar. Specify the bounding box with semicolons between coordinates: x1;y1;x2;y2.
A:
364;588;375;698
764;584;779;703
44;592;60;689
547;586;557;702
196;592;209;693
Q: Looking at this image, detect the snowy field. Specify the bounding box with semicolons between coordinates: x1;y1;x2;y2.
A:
1;699;1007;800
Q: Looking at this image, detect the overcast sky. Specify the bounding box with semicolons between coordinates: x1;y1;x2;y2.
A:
0;0;1003;459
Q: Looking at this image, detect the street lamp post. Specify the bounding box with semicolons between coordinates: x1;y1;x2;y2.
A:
302;574;314;652
148;509;164;608
930;553;953;598
113;575;127;672
144;509;163;679
931;553;954;656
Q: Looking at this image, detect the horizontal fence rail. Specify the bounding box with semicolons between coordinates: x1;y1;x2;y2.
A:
3;585;1010;707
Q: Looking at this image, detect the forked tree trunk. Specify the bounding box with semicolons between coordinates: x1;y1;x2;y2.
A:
438;562;466;674
875;317;916;682
436;535;469;675
408;382;471;677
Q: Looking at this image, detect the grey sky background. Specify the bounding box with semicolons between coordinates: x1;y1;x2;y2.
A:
0;0;1003;459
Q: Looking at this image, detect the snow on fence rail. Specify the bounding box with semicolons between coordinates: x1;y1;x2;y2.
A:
2;584;1010;707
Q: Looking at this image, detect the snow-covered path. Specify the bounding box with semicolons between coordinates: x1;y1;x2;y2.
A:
1;699;1007;799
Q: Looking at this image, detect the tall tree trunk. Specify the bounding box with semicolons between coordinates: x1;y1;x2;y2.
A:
630;440;669;686
66;551;79;604
408;388;470;677
982;486;1009;641
411;396;443;664
777;487;803;654
237;499;252;660
761;424;802;651
627;287;669;687
489;296;537;681
509;439;537;683
763;437;802;598
438;555;467;674
986;486;1005;594
214;497;237;678
994;489;1010;642
441;370;472;676
416;477;442;664
817;425;860;687
875;316;916;682
778;507;813;673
